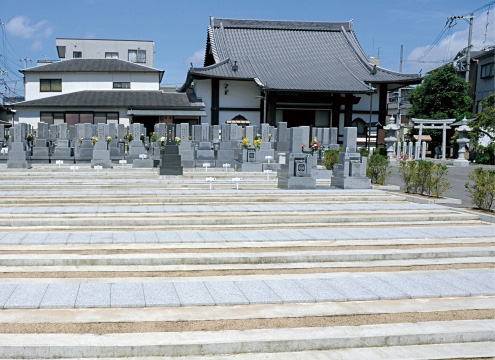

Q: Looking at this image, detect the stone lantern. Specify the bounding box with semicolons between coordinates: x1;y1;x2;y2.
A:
453;117;472;167
383;115;400;165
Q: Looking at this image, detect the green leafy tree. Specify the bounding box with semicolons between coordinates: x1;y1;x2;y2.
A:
408;64;473;120
407;65;473;149
470;94;495;146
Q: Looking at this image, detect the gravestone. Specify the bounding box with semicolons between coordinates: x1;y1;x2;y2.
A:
328;128;339;151
74;123;94;161
195;123;215;167
91;124;112;168
277;127;316;189
7;123;31;168
117;124;126;140
331;127;371;189
216;124;236;168
128;123;147;164
158;124;183;175
257;123;274;162
177;123;194;167
31;122;50;162
49;125;57;141
53;123;72;160
212;125;220;144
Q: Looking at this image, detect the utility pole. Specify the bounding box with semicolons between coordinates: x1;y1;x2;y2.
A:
19;58;32;69
399;45;403;73
465;13;474;82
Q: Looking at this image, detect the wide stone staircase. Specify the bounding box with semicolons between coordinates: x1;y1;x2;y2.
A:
0;165;493;359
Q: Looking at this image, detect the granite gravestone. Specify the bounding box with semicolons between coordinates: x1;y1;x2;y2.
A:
53;123;72;160
257;123;275;163
74;123;94;161
158;124;183;175
91;124;112;168
7;123;31;169
216;124;236;168
177;123;194;167
277;127;315;189
331;127;371;189
128;123;147;164
195;123;215;167
31;122;50;162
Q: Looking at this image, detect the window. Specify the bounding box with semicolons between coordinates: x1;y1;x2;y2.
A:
105;52;118;59
40;112;65;126
481;63;494;78
128;49;146;63
113;82;130;89
73;51;82;58
40;79;62;92
351;118;367;135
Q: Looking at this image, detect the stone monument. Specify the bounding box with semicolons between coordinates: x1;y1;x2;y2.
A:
91;124;113;168
7;123;31;169
158;124;183;175
277;127;316;189
331;127;371;189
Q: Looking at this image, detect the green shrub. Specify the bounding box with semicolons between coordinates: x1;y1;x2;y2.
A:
399;161;417;193
465;168;495;211
428;163;450;198
375;147;387;156
414;160;434;195
475;144;495;165
399;160;450;197
323;149;340;171
367;154;391;184
359;147;369;158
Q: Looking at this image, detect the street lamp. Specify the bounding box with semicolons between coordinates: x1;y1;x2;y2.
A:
255;94;267;124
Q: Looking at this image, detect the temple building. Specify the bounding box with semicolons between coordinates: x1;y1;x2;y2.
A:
181;17;422;142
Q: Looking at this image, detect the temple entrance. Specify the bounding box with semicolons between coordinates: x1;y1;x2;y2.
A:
283;110;315;127
132;116;159;136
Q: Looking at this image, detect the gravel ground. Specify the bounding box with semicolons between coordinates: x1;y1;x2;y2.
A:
1;263;492;278
0;310;491;334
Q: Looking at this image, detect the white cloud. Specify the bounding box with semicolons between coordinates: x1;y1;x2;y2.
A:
406;10;495;73
5;16;52;39
30;40;43;51
187;49;205;67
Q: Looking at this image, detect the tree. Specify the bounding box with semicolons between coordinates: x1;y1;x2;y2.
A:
408;64;473;120
470;94;495;146
407;64;474;149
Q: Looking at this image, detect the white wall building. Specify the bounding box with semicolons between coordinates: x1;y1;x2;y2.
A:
14;58;205;132
56;38;155;68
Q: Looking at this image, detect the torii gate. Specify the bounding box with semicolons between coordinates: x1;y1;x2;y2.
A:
411;118;455;160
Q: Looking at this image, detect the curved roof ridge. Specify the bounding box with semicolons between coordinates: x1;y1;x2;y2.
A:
191;58;231;72
341;27;421;79
211;17;352;31
207;26;221;63
338;58;374;92
340;26;374;72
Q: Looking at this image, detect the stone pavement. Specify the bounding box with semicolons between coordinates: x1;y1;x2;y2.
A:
0;165;493;359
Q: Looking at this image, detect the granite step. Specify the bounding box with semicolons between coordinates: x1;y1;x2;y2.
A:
0;211;481;229
0;247;491;267
36;343;491;360
0;320;493;358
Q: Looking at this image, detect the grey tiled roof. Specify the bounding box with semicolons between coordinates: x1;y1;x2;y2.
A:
184;18;421;92
21;59;164;81
13;91;204;109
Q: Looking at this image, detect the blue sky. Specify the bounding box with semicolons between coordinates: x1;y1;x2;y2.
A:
1;0;494;98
